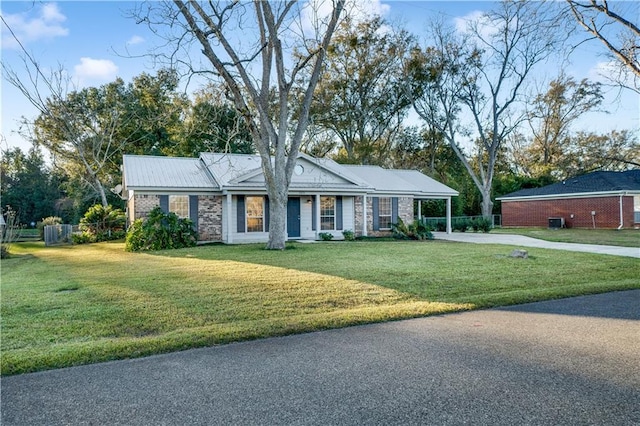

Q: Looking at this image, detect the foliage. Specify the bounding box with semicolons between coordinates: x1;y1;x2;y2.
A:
391;217;434;240
71;232;95;245
318;232;334;241
470;217;492;233
342;230;355;241
0;147;63;225
125;207;196;251
78;204;126;243
37;216;62;239
310;16;415;164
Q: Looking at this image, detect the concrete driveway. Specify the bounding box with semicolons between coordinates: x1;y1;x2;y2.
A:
2;290;639;425
433;232;640;258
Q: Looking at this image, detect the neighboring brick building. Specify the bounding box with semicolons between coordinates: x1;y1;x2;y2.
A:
498;170;640;229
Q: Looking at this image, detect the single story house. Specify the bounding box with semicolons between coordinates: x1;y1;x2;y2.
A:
497;170;640;229
122;152;458;243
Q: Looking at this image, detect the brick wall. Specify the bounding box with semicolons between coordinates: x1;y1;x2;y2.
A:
131;194;223;242
355;196;414;237
501;195;635;229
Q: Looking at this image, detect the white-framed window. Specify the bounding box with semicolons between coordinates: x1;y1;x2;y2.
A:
169;195;189;218
320;196;335;230
378;197;392;230
246;196;264;232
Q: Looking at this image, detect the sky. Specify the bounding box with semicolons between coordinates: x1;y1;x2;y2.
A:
1;0;638;154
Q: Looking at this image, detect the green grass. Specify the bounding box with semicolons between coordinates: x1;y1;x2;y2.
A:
493;227;640;247
2;240;638;375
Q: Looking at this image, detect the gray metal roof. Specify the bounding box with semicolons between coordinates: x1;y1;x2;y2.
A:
123;153;458;197
123;155;217;190
343;166;458;197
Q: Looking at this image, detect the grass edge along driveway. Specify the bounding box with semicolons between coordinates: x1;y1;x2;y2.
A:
2;240;638;375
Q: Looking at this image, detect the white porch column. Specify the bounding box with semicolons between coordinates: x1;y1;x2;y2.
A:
226;192;233;244
362;194;368;237
315;194;321;239
446;197;452;234
417;199;421;221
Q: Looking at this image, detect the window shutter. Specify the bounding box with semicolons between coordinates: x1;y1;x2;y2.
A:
189;195;199;231
392;197;399;224
372;197;379;231
336;196;343;230
312;197;316;231
265;196;270;232
159;195;169;213
237;195;245;233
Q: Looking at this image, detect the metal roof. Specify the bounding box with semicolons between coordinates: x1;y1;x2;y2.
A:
123;155;217;190
123;152;459;197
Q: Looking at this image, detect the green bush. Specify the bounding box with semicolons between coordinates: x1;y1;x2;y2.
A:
72;232;95;244
79;204;126;243
392;217;434;240
318;232;334;241
37;216;62;239
471;217;492;233
452;218;470;232
342;230;355;241
125;207;197;252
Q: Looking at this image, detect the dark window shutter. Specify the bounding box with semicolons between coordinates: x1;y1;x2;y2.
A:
159;195;169;213
312;197;316;231
265;196;270;232
372;197;379;231
189;195;199;231
237;195;245;233
392;197;399;224
336;196;343;230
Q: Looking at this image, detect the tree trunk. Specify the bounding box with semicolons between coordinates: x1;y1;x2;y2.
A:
266;185;288;250
94;175;108;207
480;187;493;220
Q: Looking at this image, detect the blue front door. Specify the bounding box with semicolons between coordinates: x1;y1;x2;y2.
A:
287;197;301;238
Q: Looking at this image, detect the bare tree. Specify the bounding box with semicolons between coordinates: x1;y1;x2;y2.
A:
141;1;344;249
408;1;566;218
567;0;640;92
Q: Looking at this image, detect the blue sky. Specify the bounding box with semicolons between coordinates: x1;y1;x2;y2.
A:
1;1;638;153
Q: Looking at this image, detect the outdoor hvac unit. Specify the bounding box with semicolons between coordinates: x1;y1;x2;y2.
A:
548;217;565;229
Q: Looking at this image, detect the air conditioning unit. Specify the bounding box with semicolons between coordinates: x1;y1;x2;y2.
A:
548;217;565;229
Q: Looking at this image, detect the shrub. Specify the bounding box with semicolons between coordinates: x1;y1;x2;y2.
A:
37;216;62;239
125;207;197;252
452;218;470;232
318;232;334;241
72;232;95;245
342;230;355;241
392;217;434;240
1;208;20;259
79;204;126;242
471;217;492;233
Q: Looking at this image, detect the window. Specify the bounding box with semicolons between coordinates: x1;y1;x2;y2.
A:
246;196;264;232
169;195;189;218
378;197;392;230
634;195;640;223
320;196;335;230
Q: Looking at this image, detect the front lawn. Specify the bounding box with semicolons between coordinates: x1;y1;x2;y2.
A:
2;240;638;375
492;227;640;247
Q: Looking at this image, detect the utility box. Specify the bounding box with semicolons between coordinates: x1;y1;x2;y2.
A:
548;217;565;229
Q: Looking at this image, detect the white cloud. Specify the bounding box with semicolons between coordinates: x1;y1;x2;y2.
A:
1;2;68;50
453;10;500;41
74;57;118;83
127;35;145;46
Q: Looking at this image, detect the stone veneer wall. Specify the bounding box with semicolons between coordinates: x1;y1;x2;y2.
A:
132;194;223;242
354;196;413;237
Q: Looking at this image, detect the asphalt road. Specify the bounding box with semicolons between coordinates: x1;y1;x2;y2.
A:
2;290;639;425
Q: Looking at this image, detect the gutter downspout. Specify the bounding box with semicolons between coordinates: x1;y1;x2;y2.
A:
618;194;624;230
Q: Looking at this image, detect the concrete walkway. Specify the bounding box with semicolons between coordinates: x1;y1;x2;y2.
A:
433;232;640;258
2;290;639;425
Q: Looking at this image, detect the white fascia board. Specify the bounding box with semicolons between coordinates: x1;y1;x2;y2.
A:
497;190;640;202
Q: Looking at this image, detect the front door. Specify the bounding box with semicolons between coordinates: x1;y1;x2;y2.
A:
287;197;301;238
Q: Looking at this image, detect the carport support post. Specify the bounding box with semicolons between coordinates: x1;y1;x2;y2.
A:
226;192;233;244
446;197;452;234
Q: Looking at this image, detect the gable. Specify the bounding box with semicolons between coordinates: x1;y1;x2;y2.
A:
123;155;217;191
